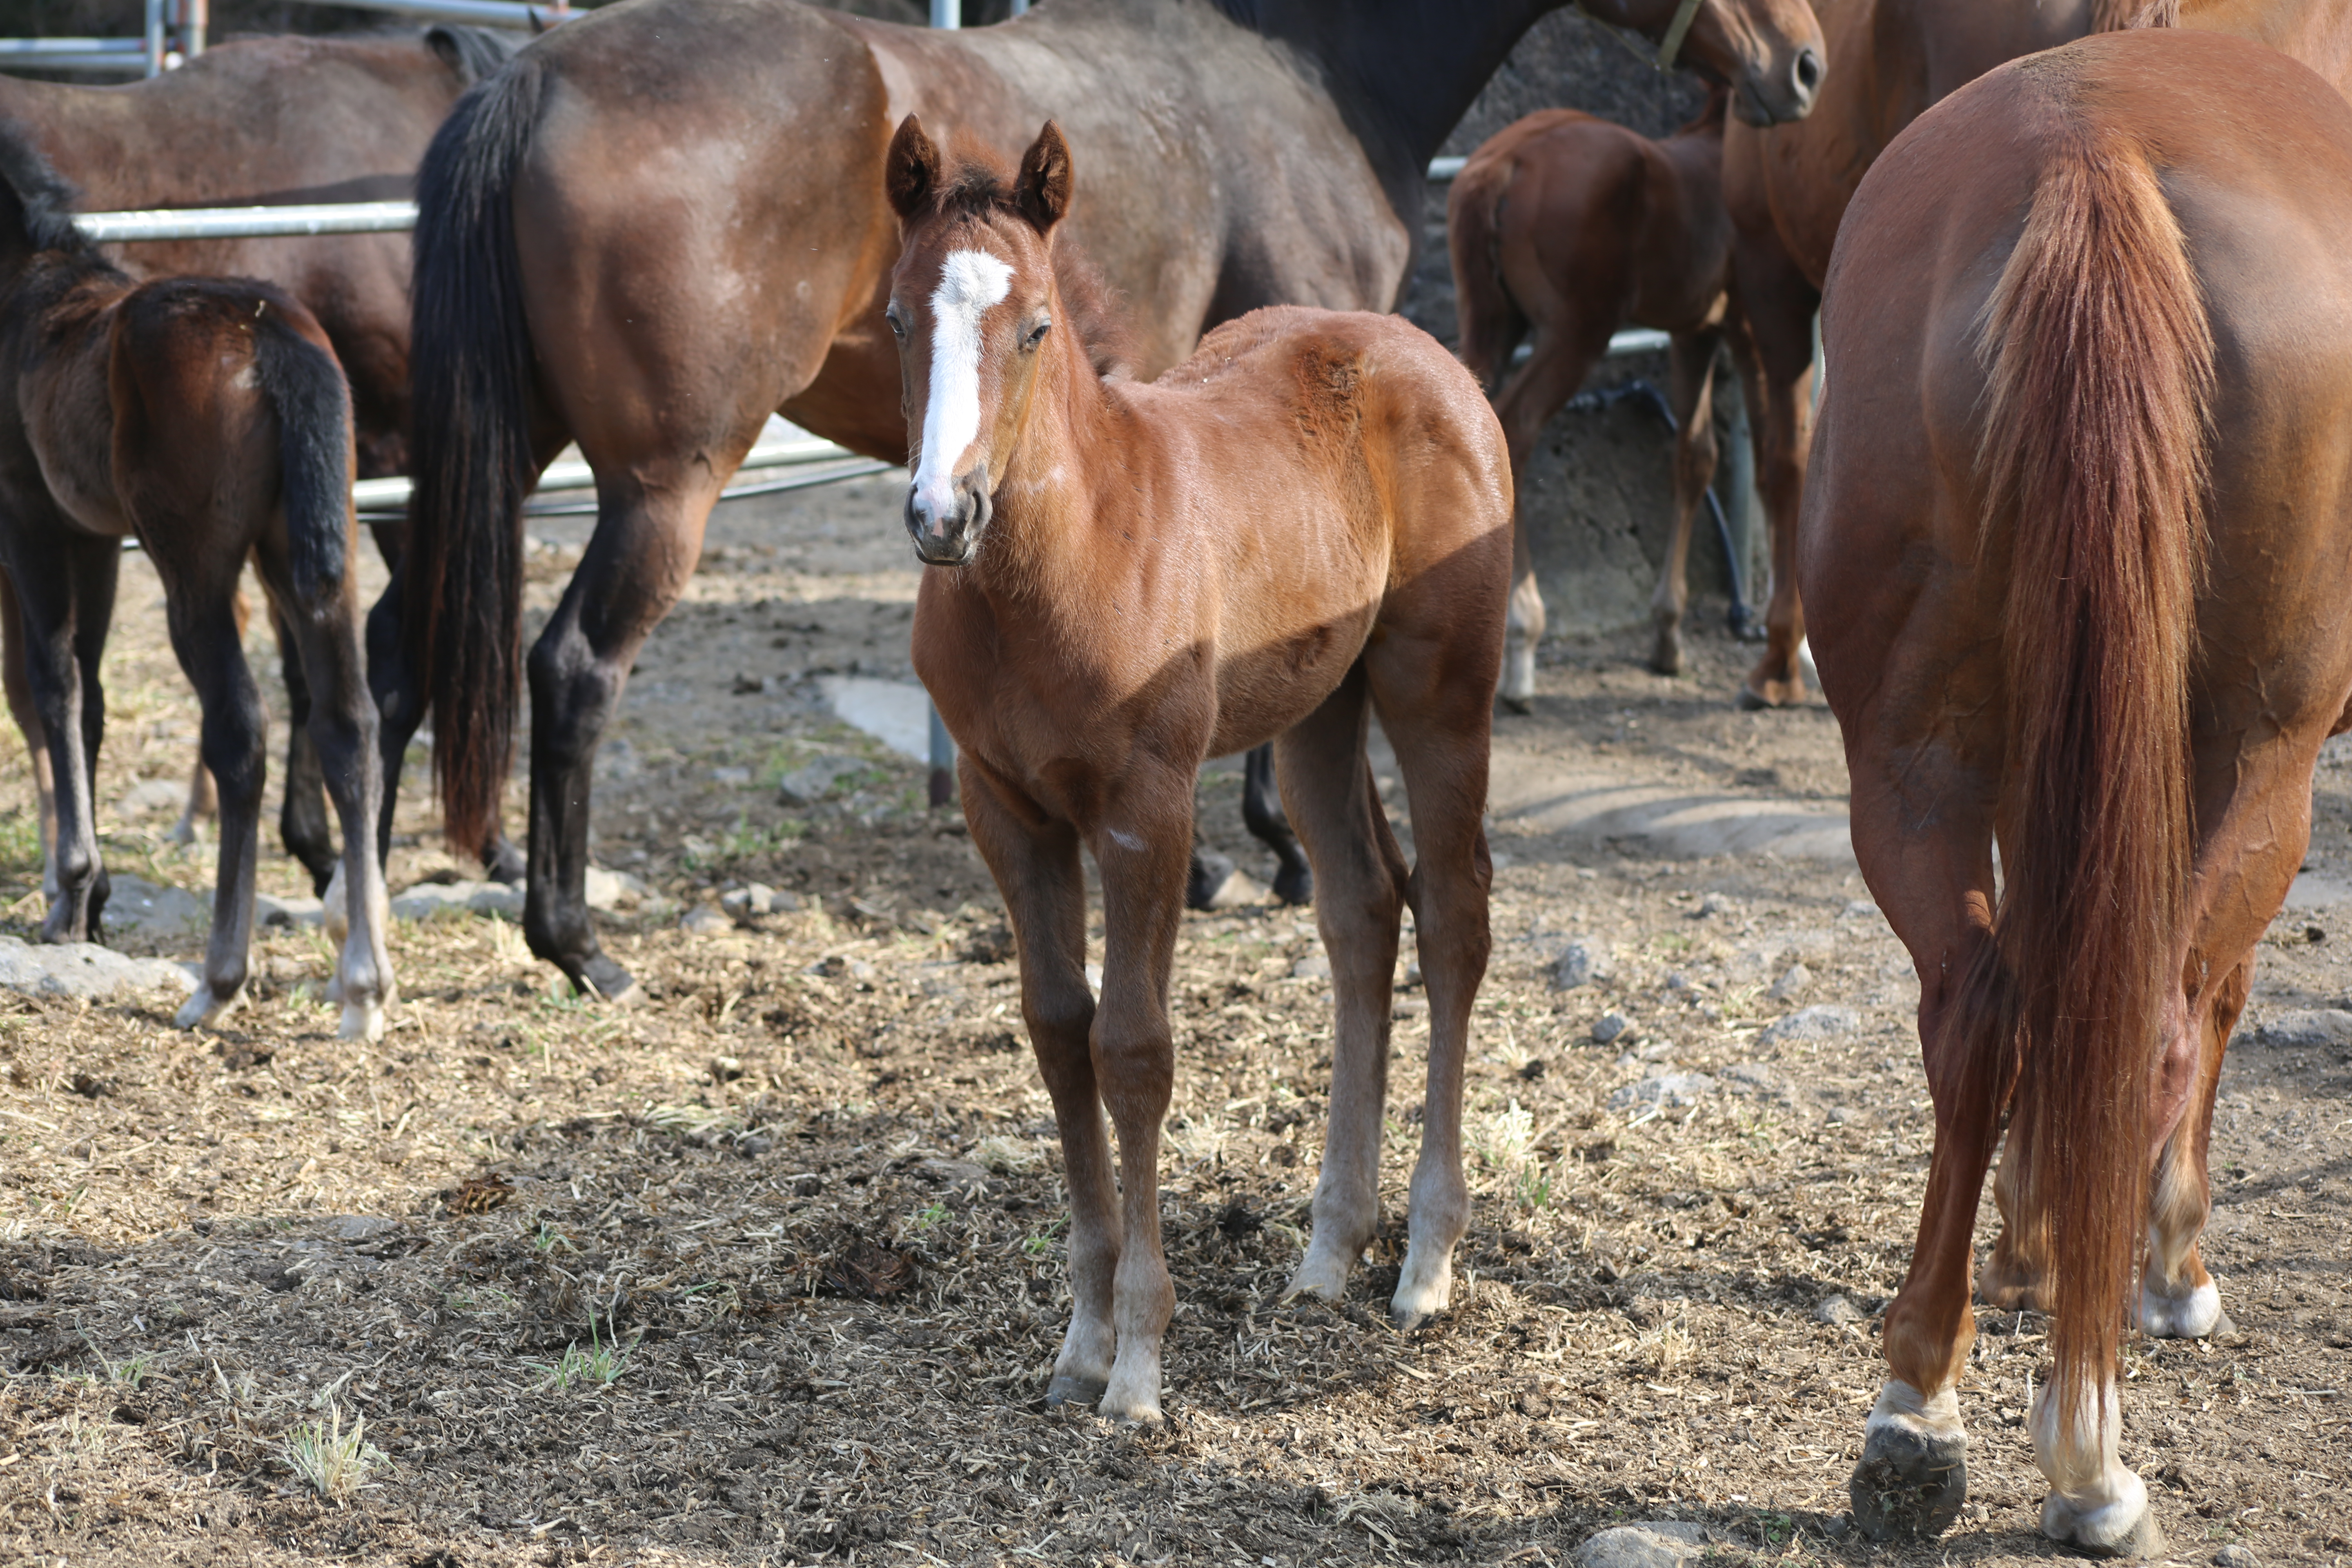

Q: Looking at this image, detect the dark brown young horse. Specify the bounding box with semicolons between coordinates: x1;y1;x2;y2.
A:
891;118;1511;1419
0;24;519;895
395;0;1826;1002
1803;25;2352;1552
0;129;393;1041
1449;91;1743;699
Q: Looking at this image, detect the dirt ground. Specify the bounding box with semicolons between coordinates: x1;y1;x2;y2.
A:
0;470;2345;1568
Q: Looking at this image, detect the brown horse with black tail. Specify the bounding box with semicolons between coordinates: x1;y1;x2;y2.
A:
0;125;393;1042
1804;21;2352;1552
0;24;521;895
890;116;1510;1421
1449;89;1744;699
392;0;1825;1003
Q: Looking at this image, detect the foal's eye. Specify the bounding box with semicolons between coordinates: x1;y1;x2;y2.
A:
885;305;906;339
1022;318;1052;350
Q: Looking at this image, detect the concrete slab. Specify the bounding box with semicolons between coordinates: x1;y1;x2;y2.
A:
815;675;931;762
1487;742;1855;865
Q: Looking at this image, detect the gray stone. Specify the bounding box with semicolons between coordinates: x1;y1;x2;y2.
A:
1606;1073;1717;1113
1721;1061;1781;1094
103;875;207;939
1591;1012;1633;1045
710;765;753;786
722;882;780;919
1759;1004;1861;1047
1692;892;1734;919
117;778;189;819
390;880;523;922
777;754;874;806
584;865;641;912
2260;1009;2352;1047
1551;937;1610;990
2214;1544;2259;1568
323;1215;399;1243
1573;1522;1715;1568
766;888;803;914
680;905;732;936
1816;1293;1865;1325
1767;962;1813;1003
254;891;324;929
0;934;196;1001
1292;952;1332;982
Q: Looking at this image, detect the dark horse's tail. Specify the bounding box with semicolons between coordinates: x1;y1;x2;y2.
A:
249;301;355;608
1961;96;2210;1444
405;53;548;855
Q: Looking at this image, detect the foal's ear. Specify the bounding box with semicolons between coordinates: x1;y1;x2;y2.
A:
1014;121;1073;234
886;115;942;220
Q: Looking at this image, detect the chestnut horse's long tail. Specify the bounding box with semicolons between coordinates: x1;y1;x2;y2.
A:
1446;152;1526;395
1963;107;2211;1442
404;53;548;854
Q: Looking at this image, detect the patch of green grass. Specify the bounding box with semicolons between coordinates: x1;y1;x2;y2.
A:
283;1406;387;1503
1021;1215;1069;1258
528;1316;634;1393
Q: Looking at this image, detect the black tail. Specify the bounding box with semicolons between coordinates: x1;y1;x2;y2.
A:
405;53;547;855
423;23;528;85
250;305;354;606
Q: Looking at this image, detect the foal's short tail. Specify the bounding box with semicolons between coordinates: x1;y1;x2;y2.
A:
1962;110;2211;1438
405;53;548;855
1446;153;1525;395
249;301;355;608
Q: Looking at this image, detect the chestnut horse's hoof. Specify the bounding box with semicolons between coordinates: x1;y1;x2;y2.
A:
1737;677;1809;710
1850;1421;1968;1541
1045;1372;1107;1410
2138;1279;2228;1339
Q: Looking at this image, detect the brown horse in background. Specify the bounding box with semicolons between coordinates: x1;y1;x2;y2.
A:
1803;25;2352;1552
1449;90;1743;701
0;129;393;1039
394;0;1826;1002
890;118;1510;1420
0;24;519;896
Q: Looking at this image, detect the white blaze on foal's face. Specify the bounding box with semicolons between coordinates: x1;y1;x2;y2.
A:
911;248;1014;519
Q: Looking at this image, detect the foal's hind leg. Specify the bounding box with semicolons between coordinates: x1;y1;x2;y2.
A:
0;565;60;900
160;582;268;1030
9;530;120;942
1491;326;1608;712
960;762;1120;1408
1279;663;1410;1311
265;597;339;893
1647;329;1722;676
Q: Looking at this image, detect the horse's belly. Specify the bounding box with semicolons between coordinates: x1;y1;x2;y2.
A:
1207;606;1378;755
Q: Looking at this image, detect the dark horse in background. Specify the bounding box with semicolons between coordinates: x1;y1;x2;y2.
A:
0;24;517;897
392;0;1825;1002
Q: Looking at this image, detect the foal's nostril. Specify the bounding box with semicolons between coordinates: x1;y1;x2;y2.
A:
1793;47;1824;99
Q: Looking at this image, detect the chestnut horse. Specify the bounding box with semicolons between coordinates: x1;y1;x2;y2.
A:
0;24;519;896
890;119;1510;1420
0;131;392;1040
1448;90;1745;699
392;0;1825;1002
1804;26;2352;1552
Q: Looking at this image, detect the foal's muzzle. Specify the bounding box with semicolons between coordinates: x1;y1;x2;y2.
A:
1735;45;1823;126
906;470;990;567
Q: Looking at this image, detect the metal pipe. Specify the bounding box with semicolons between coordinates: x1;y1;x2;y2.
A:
350;434;871;514
0;41;151;74
1427;155;1466;182
929;0;959;27
278;0;565;31
74;201;419;242
183;0;207;58
144;0;166;76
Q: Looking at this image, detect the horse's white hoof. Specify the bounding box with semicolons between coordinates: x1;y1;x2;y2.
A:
1283;1249;1351;1306
339;1000;385;1043
1097;1366;1163;1426
175;984;241;1031
1390;1255;1454;1330
2041;1475;2161;1558
2138;1280;2225;1339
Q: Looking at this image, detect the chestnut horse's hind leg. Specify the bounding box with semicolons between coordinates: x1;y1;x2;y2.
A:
1278;663;1410;1311
1730;240;1817;709
1491;324;1611;713
1646;328;1724;676
2140;956;2242;1339
0;564;60;900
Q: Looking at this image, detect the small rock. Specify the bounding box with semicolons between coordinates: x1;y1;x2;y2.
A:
1573;1522;1715;1568
1758;1004;1861;1047
1816;1294;1865;1326
1664;971;1691;991
390;880;522;922
584;865;643;912
1691;892;1733;919
1767;962;1812;1003
710;1056;745;1083
722;882;780;919
323;1215;399;1244
777;755;872;806
1637;1039;1675;1063
2214;1544;2259;1568
1550;937;1610;990
680;905;731;936
0;935;196;1001
765;888;803;913
731;672;768;695
1825;1105;1851;1125
1291;952;1332;982
2260;1009;2352;1047
1614;1051;1640;1070
117;777;189;819
710;765;753;786
102;875;208;938
254;890;325;929
1592;1012;1633;1045
1606;1073;1717;1113
1721;1061;1781;1095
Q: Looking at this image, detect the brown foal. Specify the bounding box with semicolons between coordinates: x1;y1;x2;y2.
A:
1805;26;2352;1553
889;119;1512;1421
1449;91;1742;697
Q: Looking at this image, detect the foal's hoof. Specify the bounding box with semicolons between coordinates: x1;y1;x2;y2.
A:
1850;1423;1968;1541
2041;1482;2163;1558
339;998;387;1043
2138;1280;2228;1339
1282;1252;1350;1307
174;983;244;1032
568;951;641;1006
1044;1373;1108;1410
1649;625;1686;676
1271;857;1313;908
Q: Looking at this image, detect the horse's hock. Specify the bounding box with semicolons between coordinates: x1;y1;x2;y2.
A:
1402;8;1749;641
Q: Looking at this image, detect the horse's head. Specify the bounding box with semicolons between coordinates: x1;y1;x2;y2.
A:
1595;0;1825;127
884;115;1071;569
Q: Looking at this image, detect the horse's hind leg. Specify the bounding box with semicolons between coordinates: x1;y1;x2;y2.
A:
0;564;60;899
959;763;1119;1408
2140;956;2241;1339
1242;744;1311;906
1364;647;1494;1328
160;577;267;1029
7;530;118;940
1491;326;1608;712
265;597;338;893
1647;329;1722;676
1279;662;1410;1311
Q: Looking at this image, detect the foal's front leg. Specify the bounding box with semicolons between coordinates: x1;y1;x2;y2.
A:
958;764;1120;1407
1086;781;1192;1421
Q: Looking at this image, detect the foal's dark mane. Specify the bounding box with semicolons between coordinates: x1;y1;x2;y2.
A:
923;149;1132;379
0;117;97;262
